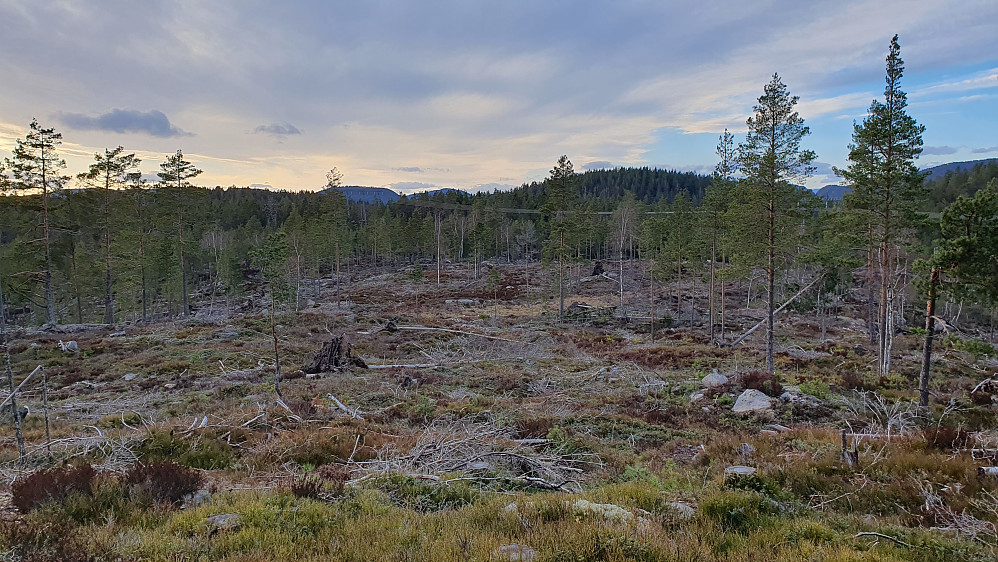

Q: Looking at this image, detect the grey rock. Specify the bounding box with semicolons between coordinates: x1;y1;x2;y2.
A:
109;330;127;337
61;340;79;352
122;373;138;381
493;544;538;561
700;370;729;388
740;443;756;456
724;465;757;477
204;513;241;531
689;392;705;403
665;501;695;519
732;389;772;413
183;489;211;509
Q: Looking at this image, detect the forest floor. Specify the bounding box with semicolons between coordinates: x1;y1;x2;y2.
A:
1;261;998;561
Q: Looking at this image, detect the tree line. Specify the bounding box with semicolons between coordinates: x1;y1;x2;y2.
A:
2;36;996;392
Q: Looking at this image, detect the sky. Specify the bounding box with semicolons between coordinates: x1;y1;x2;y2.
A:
1;0;997;194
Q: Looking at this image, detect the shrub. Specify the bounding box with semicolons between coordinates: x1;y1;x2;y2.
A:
290;473;324;499
740;371;784;397
137;429;234;470
0;517;96;562
12;465;97;513
924;426;969;451
317;463;351;496
700;489;776;534
798;379;831;400
124;461;204;505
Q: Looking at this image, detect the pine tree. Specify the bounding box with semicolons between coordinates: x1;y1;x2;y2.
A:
78;147;142;324
736;74;816;373
157;150;203;317
3;120;68;325
541;155;576;320
840;35;926;375
704;130;737;342
919;180;998;406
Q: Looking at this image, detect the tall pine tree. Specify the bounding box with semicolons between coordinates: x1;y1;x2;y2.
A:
736;74;816;373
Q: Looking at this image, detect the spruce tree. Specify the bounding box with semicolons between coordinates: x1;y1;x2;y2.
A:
541;155;576;320
736;74;816;373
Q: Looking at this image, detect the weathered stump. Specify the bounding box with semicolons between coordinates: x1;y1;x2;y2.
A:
302;336;367;373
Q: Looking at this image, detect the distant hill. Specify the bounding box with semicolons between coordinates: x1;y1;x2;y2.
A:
815;184;850;201
922;158;998;181
331;186;400;204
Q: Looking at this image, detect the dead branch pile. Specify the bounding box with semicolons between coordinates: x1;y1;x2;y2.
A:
351;414;601;491
303;335;367;373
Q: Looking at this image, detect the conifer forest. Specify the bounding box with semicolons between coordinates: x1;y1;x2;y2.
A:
2;33;998;562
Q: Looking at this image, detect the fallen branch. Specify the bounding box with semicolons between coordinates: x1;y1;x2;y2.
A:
327;393;364;420
730;273;824;347
855;532;917;549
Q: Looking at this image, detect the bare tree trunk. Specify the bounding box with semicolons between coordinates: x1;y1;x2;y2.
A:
867;223;876;345
709;235;716;341
71;248;83;324
650;265;655;342
42;162;56;325
0;270;25;461
559;231;565;321
766;196;776;374
179;206;190;317
919;267;939;408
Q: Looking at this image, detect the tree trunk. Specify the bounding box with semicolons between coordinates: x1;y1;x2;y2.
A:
559;230;565;321
0;270;25;461
179;206;190;317
767;195;776;374
919;267;939;408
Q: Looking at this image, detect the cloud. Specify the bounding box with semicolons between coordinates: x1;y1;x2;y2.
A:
393;166;424;173
388;181;437;192
253;122;301;136
58;109;189;137
972;146;998;154
922;145;959;155
811;161;836;176
583;161;615;171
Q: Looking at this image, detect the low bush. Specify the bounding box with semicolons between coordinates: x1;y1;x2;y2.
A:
124;461;204;505
12;465;97;513
700;489;777;534
740;371;784;397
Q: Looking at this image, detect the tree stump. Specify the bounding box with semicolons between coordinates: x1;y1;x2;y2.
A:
302;336;367;373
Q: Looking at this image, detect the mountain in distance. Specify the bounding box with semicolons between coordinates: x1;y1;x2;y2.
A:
815;184;850;201
922;158;998;180
330;186;401;204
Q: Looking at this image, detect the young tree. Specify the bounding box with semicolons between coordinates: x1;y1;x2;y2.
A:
736;74;816;373
78;147;142;324
541;155;576;320
839;35;926;375
157;150;203;317
3;120;68;325
703;130;737;341
610;192;639;318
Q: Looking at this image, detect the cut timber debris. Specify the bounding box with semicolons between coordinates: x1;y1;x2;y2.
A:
302;335;367;374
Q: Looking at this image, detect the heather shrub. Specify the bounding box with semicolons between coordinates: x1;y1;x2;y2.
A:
11;465;97;513
124;461;204;505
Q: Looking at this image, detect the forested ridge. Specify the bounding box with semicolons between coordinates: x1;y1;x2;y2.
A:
1;36;996;384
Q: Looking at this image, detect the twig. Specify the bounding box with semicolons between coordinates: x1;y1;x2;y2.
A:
326;393;364;420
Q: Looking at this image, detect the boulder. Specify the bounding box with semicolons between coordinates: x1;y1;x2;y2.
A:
700;370;729;388
60;340;79;352
204;513;241;532
493;544;538;561
665;501;695;519
732;389;772;413
122;373;138;381
569;499;633;524
724;465;757;477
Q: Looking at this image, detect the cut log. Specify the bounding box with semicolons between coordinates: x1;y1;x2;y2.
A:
302;335;367;374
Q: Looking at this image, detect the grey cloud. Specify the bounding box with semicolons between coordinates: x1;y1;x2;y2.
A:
583;161;615;171
972;146;998;154
922;145;959;155
812;161;836;176
394;166;424;173
389;181;437;191
253;122;301;136
58;109;189;137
